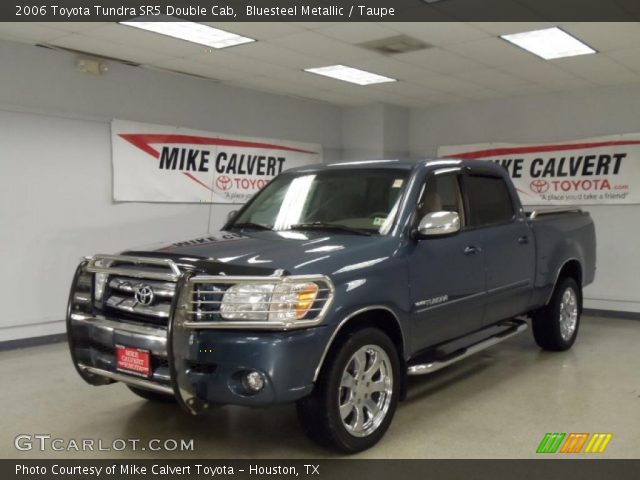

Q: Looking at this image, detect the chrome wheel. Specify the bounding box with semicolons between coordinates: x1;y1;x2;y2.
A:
338;344;393;438
559;287;578;341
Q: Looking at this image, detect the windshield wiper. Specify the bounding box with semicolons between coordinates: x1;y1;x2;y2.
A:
289;222;372;236
230;222;273;231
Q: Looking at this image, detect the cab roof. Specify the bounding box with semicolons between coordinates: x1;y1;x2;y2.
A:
285;159;506;177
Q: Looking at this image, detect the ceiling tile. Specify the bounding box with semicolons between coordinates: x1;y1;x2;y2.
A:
368;81;442;98
346;56;432;82
446;37;536;67
229;42;325;69
291;23;342;30
0;23;67;44
36;22;110;34
553;53;633;79
409;71;486;94
562;22;640;52
315;23;399;44
202;22;306;40
47;34;169;64
607;48;640;72
454;67;536;89
386;22;491;47
149;57;247;81
470;22;554;36
495;58;586;83
266;31;378;63
394;47;485;74
85;24;210;57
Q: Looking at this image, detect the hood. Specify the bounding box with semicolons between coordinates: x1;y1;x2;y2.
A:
124;230;397;277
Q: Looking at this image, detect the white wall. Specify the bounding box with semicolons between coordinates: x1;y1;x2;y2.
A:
409;85;640;313
0;40;342;341
340;104;410;160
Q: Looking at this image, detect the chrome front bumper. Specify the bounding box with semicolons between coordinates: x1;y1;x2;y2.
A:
67;259;206;414
67;255;334;414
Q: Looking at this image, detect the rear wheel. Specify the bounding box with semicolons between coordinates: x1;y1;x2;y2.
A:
297;328;400;453
127;385;176;403
532;277;581;351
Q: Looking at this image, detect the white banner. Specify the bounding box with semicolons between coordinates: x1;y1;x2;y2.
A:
111;119;322;203
438;134;640;205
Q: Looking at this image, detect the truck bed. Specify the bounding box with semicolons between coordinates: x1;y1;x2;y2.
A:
526;207;596;309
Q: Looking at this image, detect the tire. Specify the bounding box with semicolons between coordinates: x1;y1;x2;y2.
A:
532;277;581;351
297;327;400;453
127;385;177;403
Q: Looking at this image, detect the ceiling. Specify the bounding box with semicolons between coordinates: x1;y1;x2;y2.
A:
2;22;640;107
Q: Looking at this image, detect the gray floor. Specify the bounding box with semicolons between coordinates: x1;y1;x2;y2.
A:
1;315;638;459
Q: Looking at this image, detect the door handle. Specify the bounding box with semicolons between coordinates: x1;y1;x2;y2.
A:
518;236;529;245
464;245;481;256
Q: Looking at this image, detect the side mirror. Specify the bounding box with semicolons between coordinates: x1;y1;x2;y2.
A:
227;210;238;221
417;211;460;237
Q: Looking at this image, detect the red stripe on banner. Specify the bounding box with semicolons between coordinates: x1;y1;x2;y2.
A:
118;133;318;155
444;140;640;159
182;172;214;192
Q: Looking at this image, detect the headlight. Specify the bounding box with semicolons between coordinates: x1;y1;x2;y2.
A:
220;282;319;321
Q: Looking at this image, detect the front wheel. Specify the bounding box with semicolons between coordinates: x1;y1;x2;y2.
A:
297;328;400;453
532;277;581;351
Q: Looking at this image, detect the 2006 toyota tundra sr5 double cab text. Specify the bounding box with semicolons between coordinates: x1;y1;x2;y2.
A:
67;159;596;452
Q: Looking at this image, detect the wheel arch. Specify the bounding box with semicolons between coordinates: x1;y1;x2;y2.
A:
548;259;583;309
313;306;405;383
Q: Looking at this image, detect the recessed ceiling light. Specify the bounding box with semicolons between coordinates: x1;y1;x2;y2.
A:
304;65;396;85
501;27;596;60
119;21;254;49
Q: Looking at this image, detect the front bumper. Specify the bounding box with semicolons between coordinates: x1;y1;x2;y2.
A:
67;257;332;414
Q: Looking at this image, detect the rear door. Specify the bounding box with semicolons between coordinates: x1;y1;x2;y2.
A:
462;174;535;326
409;169;486;347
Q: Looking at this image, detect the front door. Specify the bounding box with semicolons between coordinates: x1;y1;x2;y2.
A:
408;171;486;347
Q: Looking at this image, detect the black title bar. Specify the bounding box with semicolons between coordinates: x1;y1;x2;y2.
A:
3;0;640;22
5;460;640;480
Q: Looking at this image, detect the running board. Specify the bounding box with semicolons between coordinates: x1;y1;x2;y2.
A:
407;320;528;376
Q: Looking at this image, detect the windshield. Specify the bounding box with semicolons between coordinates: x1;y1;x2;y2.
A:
230;169;408;235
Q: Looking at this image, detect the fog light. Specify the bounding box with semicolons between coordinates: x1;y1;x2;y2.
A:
242;371;265;393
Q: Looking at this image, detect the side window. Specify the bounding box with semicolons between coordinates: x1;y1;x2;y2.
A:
464;175;515;227
417;173;465;224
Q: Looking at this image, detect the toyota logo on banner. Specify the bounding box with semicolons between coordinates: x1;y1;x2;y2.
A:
530;179;550;194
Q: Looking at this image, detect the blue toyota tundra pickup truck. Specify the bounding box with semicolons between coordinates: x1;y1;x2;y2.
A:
67;159;596;452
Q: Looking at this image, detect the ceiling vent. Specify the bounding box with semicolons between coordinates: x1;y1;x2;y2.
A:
358;35;430;55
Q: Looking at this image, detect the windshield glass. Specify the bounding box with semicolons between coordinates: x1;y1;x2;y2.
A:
230;169;408;235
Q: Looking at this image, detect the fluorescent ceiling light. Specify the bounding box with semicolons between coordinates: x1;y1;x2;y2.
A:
501;27;596;60
304;65;396;85
120;21;254;49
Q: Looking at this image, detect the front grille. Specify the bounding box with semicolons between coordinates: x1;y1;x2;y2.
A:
84;255;182;327
103;276;176;325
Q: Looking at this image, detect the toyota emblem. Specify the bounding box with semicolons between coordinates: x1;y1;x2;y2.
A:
530;179;550;194
134;285;155;306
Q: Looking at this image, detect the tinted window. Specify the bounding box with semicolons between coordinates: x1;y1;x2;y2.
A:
465;175;515;227
417;174;464;221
